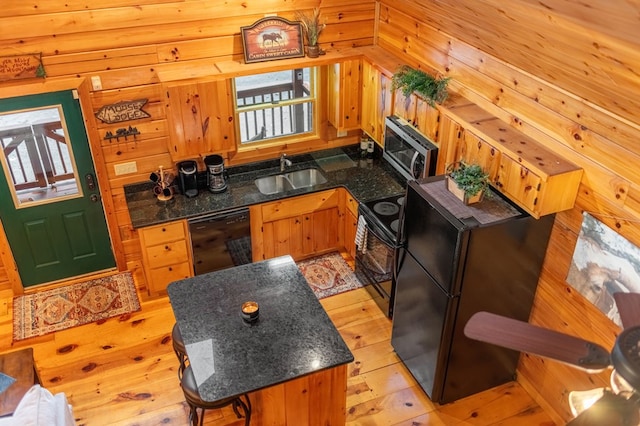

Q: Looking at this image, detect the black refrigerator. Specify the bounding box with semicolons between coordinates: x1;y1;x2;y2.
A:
391;176;554;404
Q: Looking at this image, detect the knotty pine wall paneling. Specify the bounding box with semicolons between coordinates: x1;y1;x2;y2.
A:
0;0;376;297
377;0;640;422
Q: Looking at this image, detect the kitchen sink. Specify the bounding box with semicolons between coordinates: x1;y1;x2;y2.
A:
255;168;328;195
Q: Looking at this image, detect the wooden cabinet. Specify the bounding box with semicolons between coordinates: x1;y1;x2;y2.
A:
495;155;542;213
361;60;394;144
415;98;440;143
164;79;235;161
139;220;193;296
250;189;342;262
442;105;583;218
459;130;501;182
342;190;359;261
328;60;361;132
393;90;418;124
435;112;464;175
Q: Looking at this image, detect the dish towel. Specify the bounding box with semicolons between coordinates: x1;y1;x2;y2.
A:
355;215;368;254
0;372;16;394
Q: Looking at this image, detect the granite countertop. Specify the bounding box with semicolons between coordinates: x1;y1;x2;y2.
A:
125;145;406;228
167;255;354;401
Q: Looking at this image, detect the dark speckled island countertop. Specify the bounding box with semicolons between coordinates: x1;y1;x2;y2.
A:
167;255;354;402
125;145;406;228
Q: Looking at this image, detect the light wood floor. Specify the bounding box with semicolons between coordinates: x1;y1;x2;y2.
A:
0;285;556;425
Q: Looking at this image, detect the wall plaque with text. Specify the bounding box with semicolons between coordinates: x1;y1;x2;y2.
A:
241;17;304;64
0;54;45;82
95;99;150;124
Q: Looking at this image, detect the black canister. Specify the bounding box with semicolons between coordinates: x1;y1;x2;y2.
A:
177;160;199;198
204;154;228;193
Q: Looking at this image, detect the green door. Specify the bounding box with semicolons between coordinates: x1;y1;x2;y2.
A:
0;90;115;287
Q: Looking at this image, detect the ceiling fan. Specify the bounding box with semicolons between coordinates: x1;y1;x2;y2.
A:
464;292;640;425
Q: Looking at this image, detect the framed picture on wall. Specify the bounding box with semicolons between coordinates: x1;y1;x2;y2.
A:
566;212;640;326
241;17;304;64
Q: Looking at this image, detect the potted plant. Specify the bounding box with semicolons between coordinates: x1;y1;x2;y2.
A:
391;65;450;107
446;161;490;204
296;8;325;58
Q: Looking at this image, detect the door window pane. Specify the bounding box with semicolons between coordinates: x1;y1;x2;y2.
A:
0;106;81;207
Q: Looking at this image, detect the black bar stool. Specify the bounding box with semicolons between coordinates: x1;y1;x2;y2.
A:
172;323;188;379
180;365;251;426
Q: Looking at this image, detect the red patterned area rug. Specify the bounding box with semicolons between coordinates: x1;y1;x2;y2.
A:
12;272;140;342
297;252;363;299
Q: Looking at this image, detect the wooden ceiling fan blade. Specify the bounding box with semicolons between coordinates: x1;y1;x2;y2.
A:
566;391;640;426
613;292;640;329
464;311;611;371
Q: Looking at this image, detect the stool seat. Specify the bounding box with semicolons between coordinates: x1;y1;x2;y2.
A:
180;366;251;426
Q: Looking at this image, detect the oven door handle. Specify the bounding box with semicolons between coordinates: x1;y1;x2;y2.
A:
409;150;420;179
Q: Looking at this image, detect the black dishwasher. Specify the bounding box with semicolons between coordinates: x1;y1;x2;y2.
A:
188;207;252;275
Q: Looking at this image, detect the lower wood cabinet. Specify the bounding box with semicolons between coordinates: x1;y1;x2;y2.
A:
138;220;193;296
250;189;343;262
342;191;359;261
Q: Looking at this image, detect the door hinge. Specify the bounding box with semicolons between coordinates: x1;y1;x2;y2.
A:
72;89;79;99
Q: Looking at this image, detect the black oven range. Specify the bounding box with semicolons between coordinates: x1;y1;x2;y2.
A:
355;193;405;319
355;115;439;318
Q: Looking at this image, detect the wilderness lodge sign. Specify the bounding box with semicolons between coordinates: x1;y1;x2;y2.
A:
95;99;150;124
241;17;304;64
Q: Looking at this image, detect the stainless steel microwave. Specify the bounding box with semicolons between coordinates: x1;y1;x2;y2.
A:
382;116;438;181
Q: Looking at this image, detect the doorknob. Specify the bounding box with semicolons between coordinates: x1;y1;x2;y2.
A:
90;194;99;202
85;173;96;190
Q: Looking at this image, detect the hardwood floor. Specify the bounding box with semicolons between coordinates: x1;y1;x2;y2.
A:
0;285;556;425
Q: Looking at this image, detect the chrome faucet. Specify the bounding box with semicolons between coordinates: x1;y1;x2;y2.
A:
280;153;292;172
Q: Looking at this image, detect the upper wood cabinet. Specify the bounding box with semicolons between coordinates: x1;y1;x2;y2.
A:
442;107;583;218
328;60;361;132
164;79;236;161
361;60;394;144
435;113;464;175
415;98;440;143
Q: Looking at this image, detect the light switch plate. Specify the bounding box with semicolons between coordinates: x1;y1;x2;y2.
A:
114;161;137;175
91;76;103;91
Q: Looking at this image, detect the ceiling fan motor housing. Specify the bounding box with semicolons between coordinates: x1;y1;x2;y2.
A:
611;326;640;392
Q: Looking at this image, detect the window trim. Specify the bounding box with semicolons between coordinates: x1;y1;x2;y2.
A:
233;67;320;150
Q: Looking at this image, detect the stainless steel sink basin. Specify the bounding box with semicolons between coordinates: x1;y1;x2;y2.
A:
254;174;294;195
286;168;327;188
254;168;328;195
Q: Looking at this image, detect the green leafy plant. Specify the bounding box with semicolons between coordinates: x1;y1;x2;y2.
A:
296;8;325;46
391;65;450;107
447;161;490;197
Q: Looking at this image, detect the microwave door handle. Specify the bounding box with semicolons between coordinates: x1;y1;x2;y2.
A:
409;151;420;179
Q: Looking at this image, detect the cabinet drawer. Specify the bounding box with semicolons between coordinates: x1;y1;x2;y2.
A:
146;240;190;266
261;190;338;222
140;222;186;246
148;262;192;292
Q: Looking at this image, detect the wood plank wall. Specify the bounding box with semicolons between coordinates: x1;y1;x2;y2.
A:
0;0;375;295
376;0;640;423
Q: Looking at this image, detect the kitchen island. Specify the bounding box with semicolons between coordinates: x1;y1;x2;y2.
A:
167;255;354;425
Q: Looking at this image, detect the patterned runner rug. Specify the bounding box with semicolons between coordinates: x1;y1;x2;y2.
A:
297;252;363;299
12;272;140;342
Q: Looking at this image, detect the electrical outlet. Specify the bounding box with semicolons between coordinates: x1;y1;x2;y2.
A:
114;161;137;175
337;130;348;137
